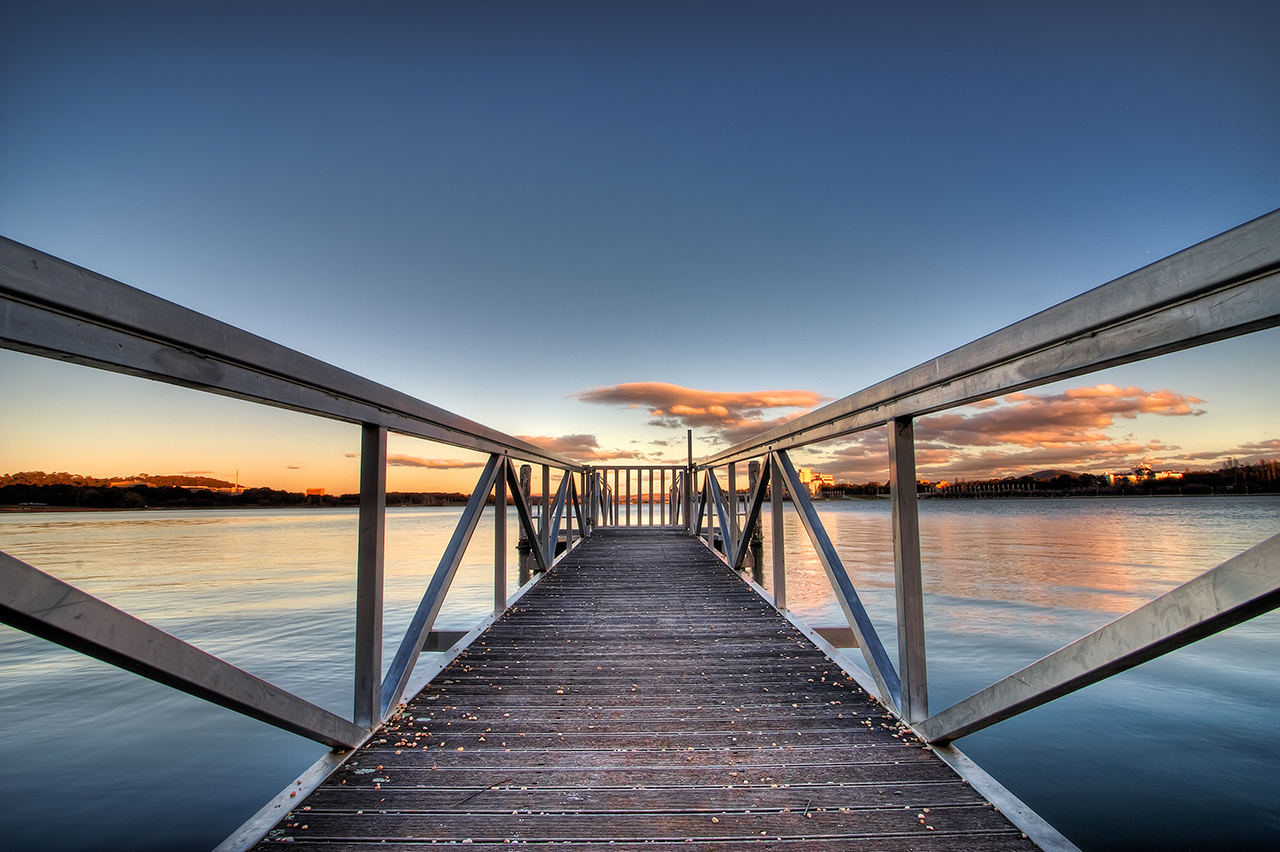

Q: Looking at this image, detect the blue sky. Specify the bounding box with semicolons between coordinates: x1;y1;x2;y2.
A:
2;1;1278;491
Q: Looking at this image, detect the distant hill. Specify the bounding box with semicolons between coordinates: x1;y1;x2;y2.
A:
1026;469;1079;481
0;471;237;489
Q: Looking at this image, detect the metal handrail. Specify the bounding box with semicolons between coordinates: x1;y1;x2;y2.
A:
705;208;1280;467
589;464;685;527
0;237;592;747
690;209;1280;742
4;211;1278;851
0;236;579;470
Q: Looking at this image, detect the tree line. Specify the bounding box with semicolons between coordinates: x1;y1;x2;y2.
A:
815;458;1280;498
0;472;472;510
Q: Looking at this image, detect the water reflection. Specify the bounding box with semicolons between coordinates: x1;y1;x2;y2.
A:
749;495;1280;851
759;496;1278;638
2;497;1277;851
0;505;530;852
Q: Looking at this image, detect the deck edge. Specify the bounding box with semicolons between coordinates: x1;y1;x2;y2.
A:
698;535;1080;852
212;565;553;852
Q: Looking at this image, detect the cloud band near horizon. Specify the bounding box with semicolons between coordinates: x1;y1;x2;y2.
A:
574;381;828;444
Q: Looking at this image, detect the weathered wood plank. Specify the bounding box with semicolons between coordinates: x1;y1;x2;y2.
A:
305;780;991;811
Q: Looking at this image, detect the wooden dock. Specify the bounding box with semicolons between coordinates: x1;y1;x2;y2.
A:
254;529;1038;849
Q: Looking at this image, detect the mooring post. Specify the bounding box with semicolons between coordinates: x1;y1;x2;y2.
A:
494;458;507;615
748;460;764;584
769;454;787;610
517;463;533;584
890;416;928;722
354;423;386;728
541;464;551;567
727;462;739;561
685;430;694;533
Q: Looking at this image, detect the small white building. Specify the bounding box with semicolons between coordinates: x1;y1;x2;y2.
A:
797;468;835;497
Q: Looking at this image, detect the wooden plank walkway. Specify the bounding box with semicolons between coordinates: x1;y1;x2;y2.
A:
253;529;1038;850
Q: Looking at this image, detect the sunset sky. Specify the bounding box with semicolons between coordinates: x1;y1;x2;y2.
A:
2;1;1278;493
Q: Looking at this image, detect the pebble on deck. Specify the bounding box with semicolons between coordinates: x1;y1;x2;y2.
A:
254;529;1037;850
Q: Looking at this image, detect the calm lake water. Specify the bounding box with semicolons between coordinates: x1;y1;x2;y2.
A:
1;497;1277;851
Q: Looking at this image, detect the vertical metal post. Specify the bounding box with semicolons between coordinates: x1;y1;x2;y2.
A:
769;454;786;610
626;470;631;526
354;423;386;729
613;468;619;525
890;416;928;723
682;469;691;532
648;468;654;525
591;471;599;526
660;469;666;525
727;462;739;559
565;470;574;547
704;471;714;548
541;465;551;565
494;458;507;615
685;430;694;532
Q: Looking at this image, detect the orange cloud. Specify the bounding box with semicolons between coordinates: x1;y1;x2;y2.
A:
574;382;827;443
915;384;1204;448
387;454;487;470
811;384;1208;481
517;434;646;462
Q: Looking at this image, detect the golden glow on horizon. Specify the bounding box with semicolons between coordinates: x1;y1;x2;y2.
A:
4;331;1278;494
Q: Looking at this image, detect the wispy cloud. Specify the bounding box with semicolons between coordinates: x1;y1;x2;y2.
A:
517;434;645;461
574;382;827;444
1169;438;1280;463
387;454;487;470
810;384;1210;481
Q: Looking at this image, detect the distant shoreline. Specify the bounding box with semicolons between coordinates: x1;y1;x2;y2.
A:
0;503;477;513
6;490;1275;515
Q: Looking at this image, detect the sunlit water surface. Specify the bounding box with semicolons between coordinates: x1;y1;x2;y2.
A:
1;497;1277;850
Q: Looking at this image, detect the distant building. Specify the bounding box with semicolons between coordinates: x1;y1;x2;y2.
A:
305;488;326;496
1110;464;1182;485
797;468;834;497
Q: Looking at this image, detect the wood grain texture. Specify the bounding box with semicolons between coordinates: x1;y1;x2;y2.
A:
253;530;1038;850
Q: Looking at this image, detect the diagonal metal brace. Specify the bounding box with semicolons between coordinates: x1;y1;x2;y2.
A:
917;530;1280;744
380;454;503;716
705;472;732;557
730;459;770;571
506;460;550;574
775;450;903;710
0;550;369;749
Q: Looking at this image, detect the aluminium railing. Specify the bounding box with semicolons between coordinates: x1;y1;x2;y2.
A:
3;208;1278;849
589;464;685;527
687;208;1280;741
0;235;596;847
